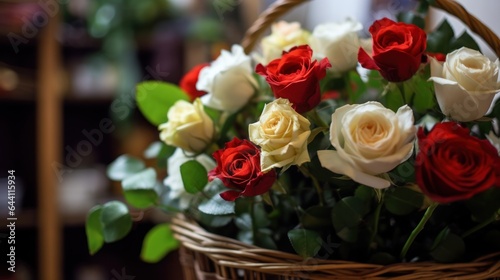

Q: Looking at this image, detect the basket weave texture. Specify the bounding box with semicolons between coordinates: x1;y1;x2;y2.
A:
171;215;500;280
172;0;500;279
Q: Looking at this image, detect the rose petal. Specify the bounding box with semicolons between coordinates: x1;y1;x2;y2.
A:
396;105;417;143
358;47;380;71
372;50;421;82
350;142;414;175
433;80;483;121
220;190;241;201
318;150;391;189
240;170;276;197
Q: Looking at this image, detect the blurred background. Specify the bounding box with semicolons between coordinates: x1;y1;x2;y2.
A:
0;0;498;279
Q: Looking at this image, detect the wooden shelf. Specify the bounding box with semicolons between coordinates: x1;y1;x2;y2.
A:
0;3;177;279
37;12;62;280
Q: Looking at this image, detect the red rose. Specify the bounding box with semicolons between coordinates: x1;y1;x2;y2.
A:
255;45;331;114
321;90;340;101
209;138;276;201
415;122;500;204
358;18;427;82
179;63;209;101
426;52;446;62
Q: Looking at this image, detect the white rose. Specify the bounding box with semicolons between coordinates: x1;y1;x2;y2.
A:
164;148;216;210
249;98;311;172
309;18;363;74
429;47;500;122
318;102;416;189
159;98;214;153
197;45;257;113
260;21;310;64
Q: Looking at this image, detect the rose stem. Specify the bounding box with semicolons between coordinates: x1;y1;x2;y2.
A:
307;109;329;129
461;208;500;238
342;73;353;104
369;193;384;250
299;166;324;206
250;197;257;243
400;202;439;259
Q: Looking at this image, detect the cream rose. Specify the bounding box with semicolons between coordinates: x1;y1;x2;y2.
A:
197;45;257;113
159;98;214;153
429;47;500;122
249;98;311;172
318;102;416;189
260;21;310;64
309;18;363;74
163;148;216;210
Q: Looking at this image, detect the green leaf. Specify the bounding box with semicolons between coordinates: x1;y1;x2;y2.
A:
124;190;159;209
255;229;278;250
355;185;375;202
107;155;145;181
180;160;208;194
288;229;322;259
332;196;370;229
253;202;270;228
486;98;500;119
301;206;332;229
366;70;384;89
416;1;430;14
136;81;189;126
449;31;481;52
235;213;252;231
86;205;104;255
122;167;157;190
234;200;275;249
100;201;133;243
430;227;450;251
195;211;233;228
430;229;465;263
121;168;158;208
219;112;238;141
143;141;164;159
466;188;500;222
336;226;359;243
235;213;259;245
347;70;368;103
397;11;426;29
198;192;235;215
426;20;454;52
234;196;252;216
143;141;175;168
384;187;424;216
320;72;344;92
383;83;405;112
409;75;436;113
140;224;180;263
390;160;415;184
402;81;415;106
331;197;370;243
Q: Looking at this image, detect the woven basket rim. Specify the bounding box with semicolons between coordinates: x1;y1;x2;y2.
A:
171;214;500;279
241;0;500;57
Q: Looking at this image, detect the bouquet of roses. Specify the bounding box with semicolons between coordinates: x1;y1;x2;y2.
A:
85;9;500;265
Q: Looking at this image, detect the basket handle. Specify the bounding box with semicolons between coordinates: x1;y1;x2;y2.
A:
241;0;500;57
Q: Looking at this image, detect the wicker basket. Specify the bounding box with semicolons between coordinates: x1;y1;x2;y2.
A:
171;0;500;279
171;215;500;280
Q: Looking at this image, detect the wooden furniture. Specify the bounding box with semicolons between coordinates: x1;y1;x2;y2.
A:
37;12;62;280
